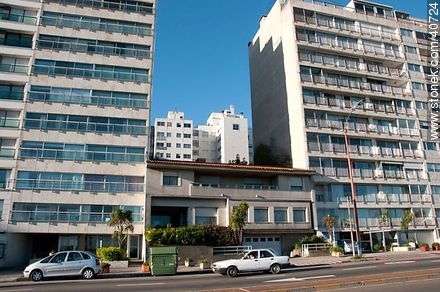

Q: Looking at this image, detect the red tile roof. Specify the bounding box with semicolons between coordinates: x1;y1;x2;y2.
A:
147;159;315;174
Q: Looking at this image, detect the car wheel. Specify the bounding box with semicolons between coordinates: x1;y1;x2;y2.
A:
226;266;238;277
82;268;95;279
270;263;281;274
30;270;43;282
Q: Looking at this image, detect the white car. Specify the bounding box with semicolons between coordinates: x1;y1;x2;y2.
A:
211;249;290;277
23;251;101;281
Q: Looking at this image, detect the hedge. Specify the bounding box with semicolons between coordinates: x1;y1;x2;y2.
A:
96;247;127;261
146;225;238;246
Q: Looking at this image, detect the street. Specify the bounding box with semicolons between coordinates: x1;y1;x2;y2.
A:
1;257;440;291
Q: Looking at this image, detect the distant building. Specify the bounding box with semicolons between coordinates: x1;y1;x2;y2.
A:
153;106;253;163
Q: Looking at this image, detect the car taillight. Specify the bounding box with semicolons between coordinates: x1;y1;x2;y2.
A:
96;259;100;266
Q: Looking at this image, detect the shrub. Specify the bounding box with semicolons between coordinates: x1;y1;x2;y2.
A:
420;242;429;248
146;225;238;246
403;243;411;247
352;255;363;260
329;247;344;253
294;234;325;250
101;262;111;269
432;242;440;248
373;244;383;252
96;247;127;261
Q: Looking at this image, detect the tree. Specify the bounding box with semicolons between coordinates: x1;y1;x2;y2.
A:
107;207;134;249
322;215;336;246
230;202;249;245
400;209;414;241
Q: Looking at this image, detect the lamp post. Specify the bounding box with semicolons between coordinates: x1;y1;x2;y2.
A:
343;99;365;256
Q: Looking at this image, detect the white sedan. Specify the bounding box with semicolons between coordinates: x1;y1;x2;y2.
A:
211;249;290;277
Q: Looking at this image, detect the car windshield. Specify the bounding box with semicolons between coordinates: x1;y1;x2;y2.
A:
40;255;55;263
235;252;247;259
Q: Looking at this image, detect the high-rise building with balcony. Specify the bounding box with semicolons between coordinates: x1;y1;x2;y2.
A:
0;0;155;267
249;0;438;248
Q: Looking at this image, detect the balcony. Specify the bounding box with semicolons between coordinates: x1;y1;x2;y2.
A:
11;179;144;193
0;148;15;158
0;12;37;25
300;73;408;98
0;63;28;74
295;14;399;43
356;217;435;229
19;148;145;163
296;33;404;61
0;118;20;128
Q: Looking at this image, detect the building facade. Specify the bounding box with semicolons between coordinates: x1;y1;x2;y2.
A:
0;0;155;267
145;160;315;256
153;106;253;164
249;0;439;247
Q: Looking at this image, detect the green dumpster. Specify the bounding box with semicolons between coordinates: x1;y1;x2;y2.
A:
149;247;178;276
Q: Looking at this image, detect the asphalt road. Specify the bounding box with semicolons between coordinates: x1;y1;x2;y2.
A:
2;257;440;292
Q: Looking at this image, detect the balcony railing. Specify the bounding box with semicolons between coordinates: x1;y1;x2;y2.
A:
0;37;33;48
12;179;144;192
0;91;24;101
0;118;20;128
19;148;145;163
9;210;143;223
24;118;147;135
295;14;399;41
296;33;404;60
191;183;279;190
0;148;15;158
354;217;435;229
28;91;148;108
0;12;37;24
37;39;151;59
50;0;154;15
32;64;150;83
300;73;407;97
0;64;28;74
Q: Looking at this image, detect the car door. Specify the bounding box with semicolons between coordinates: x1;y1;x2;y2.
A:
64;252;85;275
43;252;67;277
237;251;259;272
258;250;275;271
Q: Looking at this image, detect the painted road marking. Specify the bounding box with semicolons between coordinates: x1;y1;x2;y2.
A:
288;266;330;271
239;288;251;292
245;274;285;279
384;261;415;265
342;265;377;271
116;282;165;287
265;274;335;283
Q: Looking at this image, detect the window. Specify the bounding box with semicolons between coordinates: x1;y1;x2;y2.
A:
176;133;181;138
0;169;11;189
163;175;178;186
408;64;420;72
425;142;439;150
183;154;191;159
50;252;67;263
183;144;191;149
233;124;240;130
254;207;268;223
176;123;181;128
176;143;181;148
166;132;171;137
428;163;440;172
293;208;306;222
412;82;424;90
274;207;288;223
176;154;181;159
166;153;171;158
157;121;165;126
67;252;83;262
183;133;191;138
166;143;171;147
167;122;172;127
404;45;417;54
401;28;413;37
0;199;3;219
416;101;428;110
260;250;274;258
290;177;304;191
81;252;91;260
0;243;4;259
184;123;191;128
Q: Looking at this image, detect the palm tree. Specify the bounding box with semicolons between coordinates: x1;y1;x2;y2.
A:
107;207;134;249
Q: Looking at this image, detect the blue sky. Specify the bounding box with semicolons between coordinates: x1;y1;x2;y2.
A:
151;0;426;126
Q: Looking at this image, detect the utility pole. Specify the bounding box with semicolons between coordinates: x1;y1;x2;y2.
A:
347;197;355;257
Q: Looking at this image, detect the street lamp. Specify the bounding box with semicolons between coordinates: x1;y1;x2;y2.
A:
343;99;365;257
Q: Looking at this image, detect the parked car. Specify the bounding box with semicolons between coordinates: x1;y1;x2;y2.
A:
211;249;290;277
23;251;101;281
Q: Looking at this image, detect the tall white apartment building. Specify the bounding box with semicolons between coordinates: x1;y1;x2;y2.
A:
153;112;193;161
0;0;155;267
249;0;439;247
153;107;252;164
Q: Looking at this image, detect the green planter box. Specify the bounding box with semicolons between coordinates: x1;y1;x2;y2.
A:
149;247;178;276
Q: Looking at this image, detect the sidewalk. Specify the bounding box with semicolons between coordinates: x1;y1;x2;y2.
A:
290;250;440;266
1;250;439;284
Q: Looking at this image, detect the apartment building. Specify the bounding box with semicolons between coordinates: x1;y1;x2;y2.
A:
145;160;315;255
0;0;155;267
153;106;252;164
249;0;439;248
